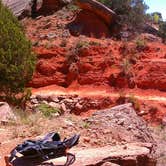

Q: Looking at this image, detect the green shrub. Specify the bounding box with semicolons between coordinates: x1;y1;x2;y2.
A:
159;21;166;43
135;38;147;49
67;3;80;12
75;40;89;50
151;12;163;23
36;103;61;118
153;13;160;24
98;0;148;29
0;1;36;104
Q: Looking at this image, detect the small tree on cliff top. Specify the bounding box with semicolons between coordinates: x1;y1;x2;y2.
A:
0;1;36;103
98;0;148;29
159;21;166;43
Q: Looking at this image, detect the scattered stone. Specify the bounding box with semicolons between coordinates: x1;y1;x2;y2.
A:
35;16;43;20
48;102;61;109
42;100;48;104
31;98;38;104
50;95;59;103
43;22;52;29
39;34;47;40
162;116;166;126
0;102;16;123
83;137;90;143
47;33;57;39
61;103;67;112
75;102;83;110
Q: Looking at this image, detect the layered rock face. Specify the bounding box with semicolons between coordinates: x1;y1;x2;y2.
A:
74;0;117;26
29;45;116;88
134;59;166;91
68;10;111;38
29;47;67;88
29;43;166;92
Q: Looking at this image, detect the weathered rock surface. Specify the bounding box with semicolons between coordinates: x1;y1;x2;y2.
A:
13;143;154;166
2;0;31;17
74;0;117;26
29;103;157;165
38;0;69;15
134;59;166;91
0;102;16;123
50;143;156;166
29;94;113;114
68;10;111;38
86;103;155;144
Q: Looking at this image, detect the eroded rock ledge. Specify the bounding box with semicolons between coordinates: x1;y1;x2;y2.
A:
53;143;156;166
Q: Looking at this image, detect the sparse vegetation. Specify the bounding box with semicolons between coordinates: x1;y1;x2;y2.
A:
89;41;101;46
159;21;166;43
35;103;62;118
135;38;147;50
82;122;90;129
121;58;131;76
75;40;90;50
67;3;80;12
128;94;140;111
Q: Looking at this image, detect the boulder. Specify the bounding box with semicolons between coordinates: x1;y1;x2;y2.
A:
2;0;31;17
87;103;155;144
0;102;16;123
74;0;117;26
12;143;155;166
67;10;111;38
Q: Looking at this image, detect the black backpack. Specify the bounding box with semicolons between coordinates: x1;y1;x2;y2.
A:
9;132;80;166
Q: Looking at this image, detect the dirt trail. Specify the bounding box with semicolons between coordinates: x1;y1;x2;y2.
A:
32;85;166;103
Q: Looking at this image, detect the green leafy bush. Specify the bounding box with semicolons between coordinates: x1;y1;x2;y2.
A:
159;21;166;43
36;103;61;118
98;0;148;29
135;38;147;50
0;1;36;103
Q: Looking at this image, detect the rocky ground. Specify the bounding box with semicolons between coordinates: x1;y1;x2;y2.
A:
0;103;163;166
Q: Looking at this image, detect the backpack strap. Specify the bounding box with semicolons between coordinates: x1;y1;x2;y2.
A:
42;132;61;142
65;153;76;166
8;147;19;163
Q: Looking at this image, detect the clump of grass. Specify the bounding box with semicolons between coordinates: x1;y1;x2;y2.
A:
75;40;89;50
82;122;90;129
89;41;101;46
128;94;140;111
36;103;61;118
121;58;131;76
67;4;80;12
135;38;147;50
14;108;42;126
